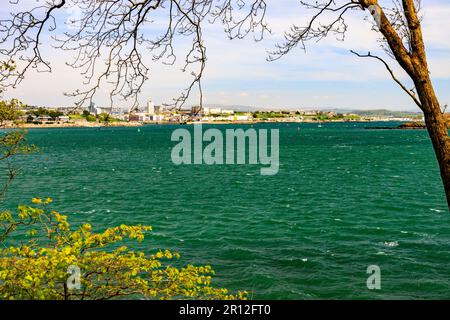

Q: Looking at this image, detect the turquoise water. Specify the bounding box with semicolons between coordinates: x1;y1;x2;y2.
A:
2;122;450;299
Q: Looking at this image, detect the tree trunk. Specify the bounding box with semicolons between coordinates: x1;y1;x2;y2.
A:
360;0;450;210
415;79;450;210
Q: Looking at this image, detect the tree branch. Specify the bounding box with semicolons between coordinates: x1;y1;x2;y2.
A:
351;50;422;108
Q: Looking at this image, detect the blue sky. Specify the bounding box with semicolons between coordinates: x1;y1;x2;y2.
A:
2;0;450;111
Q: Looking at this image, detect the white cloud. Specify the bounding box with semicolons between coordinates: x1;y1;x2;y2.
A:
2;0;449;111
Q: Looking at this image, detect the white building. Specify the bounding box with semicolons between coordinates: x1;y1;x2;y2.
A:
149;114;164;122
147;100;155;115
130;112;148;122
129;112;165;122
235;115;251;121
89;102;110;115
203;107;222;115
147;100;164;115
57;116;70;122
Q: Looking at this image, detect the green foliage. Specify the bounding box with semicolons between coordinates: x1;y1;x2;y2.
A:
0;198;247;300
27;107;48;117
48;110;63;120
0;130;37;161
0;99;39;201
343;114;361;120
0;129;38;200
27;108;63;120
0;99;38;163
98;113;111;123
68;113;85;120
80;110;97;122
0;61;16;94
252;111;281;119
86;115;97;122
0;61;15;72
0;99;22;125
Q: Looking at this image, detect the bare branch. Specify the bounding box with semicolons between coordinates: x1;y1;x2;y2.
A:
0;0;67;87
268;1;360;61
350;50;421;108
0;0;268;111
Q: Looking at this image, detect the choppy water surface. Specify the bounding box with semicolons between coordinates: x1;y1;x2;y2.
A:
4;122;450;299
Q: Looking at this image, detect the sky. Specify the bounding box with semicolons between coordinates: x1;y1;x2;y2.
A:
2;0;450;111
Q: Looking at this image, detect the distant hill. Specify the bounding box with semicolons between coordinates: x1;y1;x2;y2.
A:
200;104;258;112
196;104;423;117
349;109;423;118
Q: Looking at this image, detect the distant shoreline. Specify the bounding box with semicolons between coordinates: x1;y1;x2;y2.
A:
8;121;143;129
5;119;414;129
365;126;427;130
366;122;429;130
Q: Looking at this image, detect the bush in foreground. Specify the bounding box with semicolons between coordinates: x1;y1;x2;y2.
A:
0;198;247;300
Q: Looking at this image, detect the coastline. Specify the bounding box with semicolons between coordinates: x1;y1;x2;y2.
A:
7;121;144;129
5;119;414;129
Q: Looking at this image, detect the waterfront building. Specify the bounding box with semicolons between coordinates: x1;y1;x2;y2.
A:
210;108;222;114
203;107;222;115
147;100;155;115
57;116;70;122
149;115;165;122
88;102;111;115
234;115;251;121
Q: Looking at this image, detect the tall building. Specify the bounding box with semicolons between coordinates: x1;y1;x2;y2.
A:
88;102;110;115
88;101;98;114
147;100;155;115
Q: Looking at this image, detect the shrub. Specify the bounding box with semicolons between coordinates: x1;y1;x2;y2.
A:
0;198;247;300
